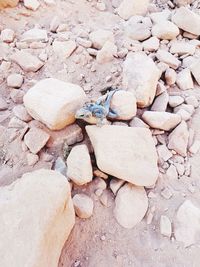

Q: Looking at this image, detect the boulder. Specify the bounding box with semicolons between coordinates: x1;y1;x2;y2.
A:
86;125;159;186
152;21;179;40
123;52;160;108
67;145;93;185
114;183;148;228
117;0;149;20
174;200;200;247
23;78;86;130
168;121;189;157
172;7;200;36
0;169;75;267
142;111;181;131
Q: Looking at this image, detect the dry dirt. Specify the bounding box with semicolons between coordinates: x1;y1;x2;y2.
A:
1;1;200;267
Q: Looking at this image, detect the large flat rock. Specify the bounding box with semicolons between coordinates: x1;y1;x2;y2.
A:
0;169;75;267
86;125;159;186
23;78;86;130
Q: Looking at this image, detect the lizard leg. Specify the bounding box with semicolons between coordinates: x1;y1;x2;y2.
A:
108;109;118;119
96;117;104;127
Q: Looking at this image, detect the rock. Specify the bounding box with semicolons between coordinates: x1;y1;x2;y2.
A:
67;145;93;185
174;200;200;247
96;2;106;11
161;187;173;199
129;117;149;128
0;0;19;8
189;140;200;154
13;105;32;122
151;91;169;112
123;52;160;108
190;59;200;85
86;125;158;187
168;121;189;157
185;95;199;108
117;0;149;20
157;144;173;163
152;21;179;40
77;37;92;48
93;177;107;191
174;104;195;118
156;50;181;70
169;95;184;108
10;89;24;104
50;16;60;32
0;97;8;110
26;153;39;166
96;41;117;64
114;183;148;228
93;169;108;180
160;215;172;238
24;127;50;154
54;157;67;176
110;90;137;120
170;41;195;55
125;19;151;41
24;0;40;10
110;178;125;195
0;169;75;267
8;117;27;129
21;28;48;43
89;29;114;49
7;73;23;88
149;10;171;24
44;0;55;5
176;68;194;90
1;29;15;43
10;51;44;72
23;78;86;130
174;0;195;6
73;194;94;219
165;68;177;85
142;111;181;131
52;40;77;58
143;36;160;52
172;7;200;36
165;164;178;180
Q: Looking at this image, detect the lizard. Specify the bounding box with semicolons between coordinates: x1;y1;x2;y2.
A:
75;89;119;126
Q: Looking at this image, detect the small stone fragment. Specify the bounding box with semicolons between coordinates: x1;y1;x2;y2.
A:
152;21;179;40
161;187;173;199
189;140;200;154
7;73;23;88
26;152;39;166
24;0;40;10
96;41;117;64
13;105;32;122
21;28;48;43
169;96;184;108
1;29;15;43
125;18;151;41
53;40;77;58
151;91;169;112
170;41;195;55
110;178;125;195
165;68;177;86
190;59;200;86
143;36;160;52
156;50;181;70
176;69;194;90
117;0;149;20
185;95;199;108
73;194;94;219
0;97;8;111
89;29;114;50
160;215;172;238
157;144;173;163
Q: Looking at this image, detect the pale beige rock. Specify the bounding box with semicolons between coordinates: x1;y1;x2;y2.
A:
156;50;181;69
169;95;184;108
13;105;32;122
152;21;179;40
110;90;137;120
168;121;189;157
149;10;171;24
1;29;15;43
7;73;23;88
23;78;86;130
21;28;48;43
114;183;148;228
10;51;44;72
0;0;19;8
142;111;181;131
190;59;200;85
67;145;93;185
125;19;151;41
174;200;200;247
172;7;200;36
93;169;108;180
174;0;195;6
73;194;93;219
185;95;199;108
176;68;194;90
86;125;159;186
96;41;117;64
129;117;149;128
0;97;8;110
157;144;173;163
123;52;160;108
89;29;114;49
189;140;200;154
165;68;177;85
151;91;169;112
165;164;178;180
170;41;195;55
110;178;125;195
143;36;159;52
26;153;39;166
24;0;40;10
117;0;149;20
24;127;50;154
160;215;172;238
53;40;77;58
0;169;75;267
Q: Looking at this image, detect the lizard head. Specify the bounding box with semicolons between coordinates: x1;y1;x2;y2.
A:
75;106;93;120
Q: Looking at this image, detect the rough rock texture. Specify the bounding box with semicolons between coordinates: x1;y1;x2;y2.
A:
67;145;93;185
89;29;114;49
86;125;158;186
142;111;181;131
114;183;148;228
156;50;181;70
23;78;86;130
10;51;44;72
52;40;77;58
172;7;200;35
0;169;75;267
152;21;179;40
7;73;23;88
174;200;200;247
176;68;194;90
96;41;117;64
110;90;137;120
0;0;19;9
123;52;160;108
117;0;149;20
190;59;200;85
168;121;189;157
73;194;94;219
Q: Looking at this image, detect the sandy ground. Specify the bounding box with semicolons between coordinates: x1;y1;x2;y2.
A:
1;1;200;267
